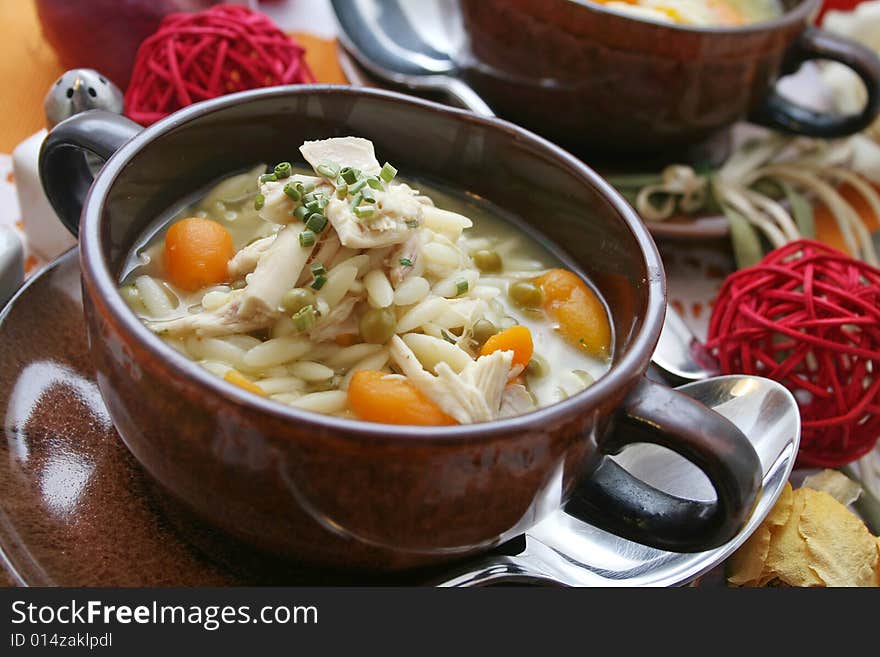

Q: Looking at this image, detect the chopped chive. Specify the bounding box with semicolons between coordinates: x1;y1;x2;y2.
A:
283;183;301;201
299;230;316;247
399;257;413;267
350;191;363;209
349;178;368;194
311;274;327;290
340;167;359;184
305;213;328;233
310;261;326;276
254;193;265;210
293;205;310;221
455;279;469;296
292;304;316;331
380;162;397;182
335;183;348;199
260;173;277;183
366;177;383;190
304;182;315;193
305;200;322;213
441;329;457;345
405;218;419;228
361;187;376;204
301;191;317;205
274;162;292;179
295;181;305;195
316;162;340;179
353;205;375;219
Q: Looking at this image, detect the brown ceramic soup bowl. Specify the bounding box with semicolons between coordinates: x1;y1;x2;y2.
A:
451;0;880;157
39;86;761;571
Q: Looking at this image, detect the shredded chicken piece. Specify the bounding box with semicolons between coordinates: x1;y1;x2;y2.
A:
300;137;382;177
309;295;360;343
500;384;537;418
149;225;314;336
389;335;513;423
227;235;275;279
324;191;419;249
388;232;421;286
297;233;341;287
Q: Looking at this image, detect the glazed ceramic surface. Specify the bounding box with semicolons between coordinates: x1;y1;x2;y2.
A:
38;86;761;570
450;0;880;156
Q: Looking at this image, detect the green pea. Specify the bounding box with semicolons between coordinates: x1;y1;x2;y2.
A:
508;281;543;309
472;249;502;273
281;287;316;314
471;319;499;346
359;308;397;344
526;354;548;379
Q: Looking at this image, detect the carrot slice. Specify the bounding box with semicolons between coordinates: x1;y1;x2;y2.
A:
480;325;533;368
533;269;612;359
348;370;457;426
224;370;266;397
164;217;234;291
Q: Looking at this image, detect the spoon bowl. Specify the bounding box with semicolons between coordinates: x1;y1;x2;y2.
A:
437;375;800;586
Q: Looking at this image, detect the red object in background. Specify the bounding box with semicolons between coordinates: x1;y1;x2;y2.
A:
34;0;254;89
817;0;867;23
124;5;314;126
707;240;880;468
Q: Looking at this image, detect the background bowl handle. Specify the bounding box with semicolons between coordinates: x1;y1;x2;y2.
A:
39;110;143;237
566;377;762;552
750;26;880;138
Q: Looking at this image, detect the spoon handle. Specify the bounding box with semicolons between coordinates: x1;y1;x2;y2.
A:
438;77;496;118
431;555;559;587
651;305;719;384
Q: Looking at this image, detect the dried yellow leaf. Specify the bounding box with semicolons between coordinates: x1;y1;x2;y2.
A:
764;487;824;587
727;525;771;586
727;483;794;586
802;469;862;507
799;488;880;587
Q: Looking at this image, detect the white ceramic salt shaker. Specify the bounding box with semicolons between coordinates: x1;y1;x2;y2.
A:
12;68;124;260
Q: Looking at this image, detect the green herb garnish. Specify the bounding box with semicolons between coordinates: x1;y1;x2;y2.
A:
305;213;328;233
380;162;397;183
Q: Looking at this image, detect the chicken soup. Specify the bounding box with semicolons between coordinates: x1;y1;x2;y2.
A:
119;138;612;425
593;0;784;25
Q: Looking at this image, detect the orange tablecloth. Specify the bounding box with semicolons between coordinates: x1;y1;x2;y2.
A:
0;0;347;154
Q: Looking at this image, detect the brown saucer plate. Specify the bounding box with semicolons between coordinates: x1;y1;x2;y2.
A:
0;250;438;586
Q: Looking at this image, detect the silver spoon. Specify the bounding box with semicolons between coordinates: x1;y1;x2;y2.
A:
434;374;800;586
331;0;494;117
332;0;715;382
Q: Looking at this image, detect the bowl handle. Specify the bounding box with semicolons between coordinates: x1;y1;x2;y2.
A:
749;26;880;138
39;110;143;237
566;376;762;552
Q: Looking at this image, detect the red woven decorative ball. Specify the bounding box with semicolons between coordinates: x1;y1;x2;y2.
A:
124;4;314;126
707;239;880;467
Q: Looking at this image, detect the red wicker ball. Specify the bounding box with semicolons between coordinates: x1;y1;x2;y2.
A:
707;239;880;467
125;4;314;126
